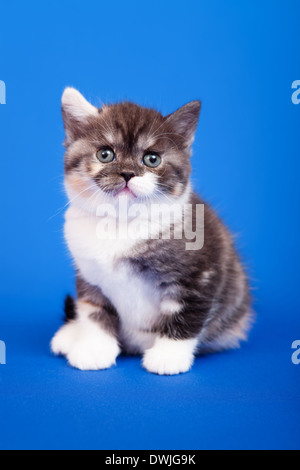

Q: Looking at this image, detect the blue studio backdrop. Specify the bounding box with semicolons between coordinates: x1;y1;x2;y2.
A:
0;0;299;450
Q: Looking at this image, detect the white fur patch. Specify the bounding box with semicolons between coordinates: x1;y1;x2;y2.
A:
160;299;182;315
51;317;120;371
51;322;80;357
64;205;161;353
142;337;198;375
127;173;157;198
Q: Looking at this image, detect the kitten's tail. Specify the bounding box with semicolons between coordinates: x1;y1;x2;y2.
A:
64;295;76;322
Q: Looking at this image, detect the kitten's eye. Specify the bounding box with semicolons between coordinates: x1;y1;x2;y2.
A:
97;148;115;163
143;153;161;168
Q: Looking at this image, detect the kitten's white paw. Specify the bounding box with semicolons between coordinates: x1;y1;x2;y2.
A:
142;337;198;375
51;320;120;371
67;336;120;371
51;322;79;356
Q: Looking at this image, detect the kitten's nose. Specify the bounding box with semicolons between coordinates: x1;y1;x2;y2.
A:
121;172;135;183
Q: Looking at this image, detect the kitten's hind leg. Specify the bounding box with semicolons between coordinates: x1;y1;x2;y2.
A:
51;298;120;371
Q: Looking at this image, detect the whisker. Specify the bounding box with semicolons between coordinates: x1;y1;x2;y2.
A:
48;182;97;221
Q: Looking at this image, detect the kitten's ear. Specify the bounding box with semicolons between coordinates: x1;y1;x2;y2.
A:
61;87;99;145
166;101;201;148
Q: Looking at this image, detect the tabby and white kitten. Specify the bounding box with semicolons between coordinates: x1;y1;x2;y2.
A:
51;87;252;375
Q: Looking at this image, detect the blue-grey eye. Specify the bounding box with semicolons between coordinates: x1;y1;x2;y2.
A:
97;148;115;163
143;153;161;168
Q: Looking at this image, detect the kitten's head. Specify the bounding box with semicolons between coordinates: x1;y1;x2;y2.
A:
62;88;201;210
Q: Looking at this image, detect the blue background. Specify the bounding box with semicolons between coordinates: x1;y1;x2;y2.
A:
0;0;299;450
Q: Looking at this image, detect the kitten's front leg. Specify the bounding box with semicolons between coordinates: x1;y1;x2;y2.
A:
143;336;198;376
51;299;120;371
142;299;202;375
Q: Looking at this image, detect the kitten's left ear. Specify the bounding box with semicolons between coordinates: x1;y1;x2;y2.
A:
61;87;99;145
166;101;201;148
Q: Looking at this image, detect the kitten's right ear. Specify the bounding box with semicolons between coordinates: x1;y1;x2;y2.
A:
61;87;99;146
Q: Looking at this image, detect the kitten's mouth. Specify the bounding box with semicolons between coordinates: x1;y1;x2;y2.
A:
115;185;137;198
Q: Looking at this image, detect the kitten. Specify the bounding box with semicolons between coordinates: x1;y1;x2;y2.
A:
51;87;252;375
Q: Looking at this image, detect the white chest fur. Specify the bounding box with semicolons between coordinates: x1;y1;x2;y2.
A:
64;205;161;352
